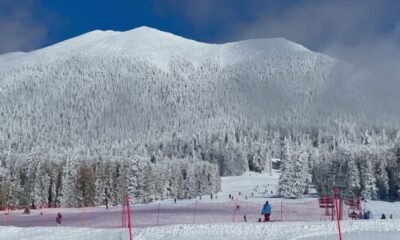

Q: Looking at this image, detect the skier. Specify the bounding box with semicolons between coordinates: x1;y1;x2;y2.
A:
261;201;272;222
56;212;62;226
23;206;30;214
350;211;358;220
381;213;386;219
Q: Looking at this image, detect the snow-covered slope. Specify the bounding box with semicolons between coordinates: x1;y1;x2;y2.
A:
2;221;400;240
0;26;377;154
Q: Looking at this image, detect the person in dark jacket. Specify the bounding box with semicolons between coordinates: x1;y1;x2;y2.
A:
350;211;358;220
56;212;62;226
261;201;272;222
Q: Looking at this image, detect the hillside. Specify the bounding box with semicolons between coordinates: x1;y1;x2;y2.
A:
0;27;399;207
0;26;370;154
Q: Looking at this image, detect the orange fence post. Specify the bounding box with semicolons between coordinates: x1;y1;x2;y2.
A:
156;203;160;226
192;201;198;224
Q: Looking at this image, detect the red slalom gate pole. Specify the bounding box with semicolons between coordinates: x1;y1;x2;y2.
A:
192;201;198;224
41;209;45;226
333;187;343;240
232;199;239;222
4;208;9;226
156;203;160;226
281;200;283;221
122;202;126;228
82;206;86;227
45;211;48;226
125;196;133;240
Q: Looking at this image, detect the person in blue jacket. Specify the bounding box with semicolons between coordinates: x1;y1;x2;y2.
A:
261;201;272;222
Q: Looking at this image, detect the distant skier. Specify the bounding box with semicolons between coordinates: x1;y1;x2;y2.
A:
105;198;109;210
350;211;358;220
261;201;272;222
364;210;371;219
23;206;30;214
390;214;393;219
56;212;62;226
381;213;386;219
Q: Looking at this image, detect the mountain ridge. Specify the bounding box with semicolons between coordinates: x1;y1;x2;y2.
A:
0;26;316;72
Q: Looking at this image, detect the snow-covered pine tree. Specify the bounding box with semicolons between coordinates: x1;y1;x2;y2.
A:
93;157;107;206
292;145;308;197
32;161;50;206
375;158;389;199
59;157;80;207
278;137;296;198
360;157;377;200
346;151;361;194
124;157;139;202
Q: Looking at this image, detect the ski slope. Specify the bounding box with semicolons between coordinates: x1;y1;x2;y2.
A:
2;171;400;239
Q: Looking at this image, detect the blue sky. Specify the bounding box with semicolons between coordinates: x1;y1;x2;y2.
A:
0;0;399;54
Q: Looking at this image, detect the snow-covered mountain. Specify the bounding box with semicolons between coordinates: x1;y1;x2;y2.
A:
2;27;400;206
0;26;372;153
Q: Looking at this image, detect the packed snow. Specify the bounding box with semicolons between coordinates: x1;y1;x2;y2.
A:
1;220;400;240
